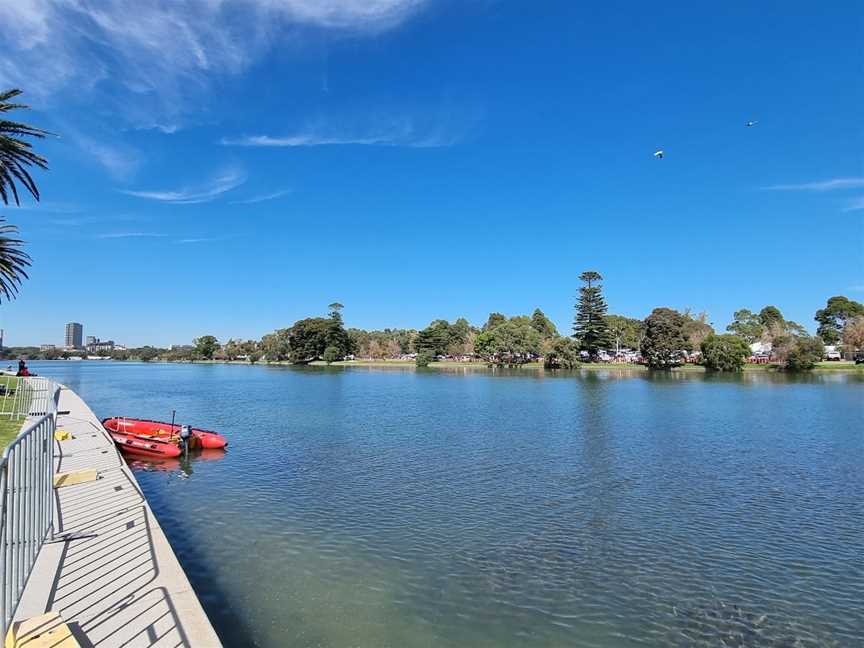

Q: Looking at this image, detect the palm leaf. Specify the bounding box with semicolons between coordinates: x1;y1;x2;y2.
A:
0;219;31;302
0;88;50;206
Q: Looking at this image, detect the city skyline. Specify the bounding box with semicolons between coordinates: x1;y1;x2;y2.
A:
0;2;861;346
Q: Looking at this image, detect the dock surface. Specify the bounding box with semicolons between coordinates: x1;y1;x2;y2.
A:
15;385;222;647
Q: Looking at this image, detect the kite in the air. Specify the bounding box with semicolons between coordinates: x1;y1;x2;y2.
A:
746;120;758;127
653;150;664;159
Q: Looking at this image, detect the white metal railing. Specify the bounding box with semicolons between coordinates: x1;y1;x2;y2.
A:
0;378;60;636
0;376;56;421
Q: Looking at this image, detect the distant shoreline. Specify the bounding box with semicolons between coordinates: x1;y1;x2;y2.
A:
23;358;864;372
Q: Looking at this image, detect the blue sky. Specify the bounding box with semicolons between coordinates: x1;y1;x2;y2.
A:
0;1;862;347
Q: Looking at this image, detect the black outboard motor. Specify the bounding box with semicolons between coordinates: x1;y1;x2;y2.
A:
179;424;192;454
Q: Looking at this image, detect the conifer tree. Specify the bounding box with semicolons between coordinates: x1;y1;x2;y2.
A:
573;271;612;360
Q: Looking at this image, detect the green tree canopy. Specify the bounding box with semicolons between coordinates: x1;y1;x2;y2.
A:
288;317;333;363
682;310;714;352
842;316;864;352
415;319;453;356
815;296;864;344
785;337;825;371
543;336;580;369
758;306;784;328
530;308;559;340
475;318;541;364
261;328;292;361
726;309;764;344
483;312;507;331
322;345;342;364
193;335;219;360
136;346;160;362
448;317;473;355
700;334;751;371
605;314;643;352
573;271;612;359
325;303;353;357
641;308;688;369
415;350;435;368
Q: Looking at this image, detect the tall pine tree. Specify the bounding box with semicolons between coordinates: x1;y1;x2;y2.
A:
573;271;612;360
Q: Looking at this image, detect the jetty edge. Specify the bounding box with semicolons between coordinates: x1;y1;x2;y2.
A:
13;383;222;647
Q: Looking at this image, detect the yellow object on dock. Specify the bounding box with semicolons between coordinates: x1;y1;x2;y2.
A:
53;429;71;441
4;612;80;648
53;469;98;488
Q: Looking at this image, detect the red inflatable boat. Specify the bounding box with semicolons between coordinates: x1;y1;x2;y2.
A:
108;430;182;458
102;417;228;450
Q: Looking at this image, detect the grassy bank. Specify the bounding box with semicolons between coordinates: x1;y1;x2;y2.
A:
0;376;24;450
0;419;22;451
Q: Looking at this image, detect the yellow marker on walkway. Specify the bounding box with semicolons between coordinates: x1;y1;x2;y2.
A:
4;611;80;648
53;429;71;441
53;469;98;488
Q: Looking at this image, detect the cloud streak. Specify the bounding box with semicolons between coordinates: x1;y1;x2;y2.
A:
231;189;293;204
764;177;864;192
225;134;403;147
96;232;166;239
174;236;235;244
0;1;430;125
842;197;864;212
122;168;247;204
222;109;476;149
73;133;141;180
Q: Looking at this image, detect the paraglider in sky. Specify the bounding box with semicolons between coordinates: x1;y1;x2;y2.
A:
653;150;664;159
746;120;758;127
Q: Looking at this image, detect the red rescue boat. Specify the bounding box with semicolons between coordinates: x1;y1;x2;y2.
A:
102;417;228;450
108;430;182;458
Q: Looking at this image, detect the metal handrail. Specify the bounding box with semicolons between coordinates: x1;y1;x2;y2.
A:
0;378;60;636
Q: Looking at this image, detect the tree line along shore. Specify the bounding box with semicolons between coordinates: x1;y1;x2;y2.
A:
8;273;864;373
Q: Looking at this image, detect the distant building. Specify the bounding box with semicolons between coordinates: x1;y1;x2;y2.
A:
40;344;56;351
86;336;97;346
65;322;83;349
90;341;115;353
750;341;772;356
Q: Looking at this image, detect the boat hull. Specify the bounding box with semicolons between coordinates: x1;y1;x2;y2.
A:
102;417;228;449
109;431;182;458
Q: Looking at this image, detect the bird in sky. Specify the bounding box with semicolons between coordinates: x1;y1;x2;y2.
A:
653;150;664;159
746;120;758;127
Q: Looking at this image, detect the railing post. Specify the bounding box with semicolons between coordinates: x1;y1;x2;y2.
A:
0;378;60;634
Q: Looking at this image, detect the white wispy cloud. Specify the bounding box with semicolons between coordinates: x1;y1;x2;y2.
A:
764;177;864;192
121;168;247;204
96;232;166;239
224;134;400;147
9;202;82;214
231;189;293;204
73;133;141;180
50;213;141;227
174;236;233;244
222;109;476;149
842;197;864;212
0;1;429;124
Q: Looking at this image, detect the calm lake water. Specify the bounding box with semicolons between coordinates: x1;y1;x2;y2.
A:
27;361;864;647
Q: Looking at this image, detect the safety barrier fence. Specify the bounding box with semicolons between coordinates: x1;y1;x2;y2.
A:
0;378;61;637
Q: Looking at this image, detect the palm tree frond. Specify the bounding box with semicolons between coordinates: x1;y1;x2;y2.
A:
0;88;49;205
0;218;31;302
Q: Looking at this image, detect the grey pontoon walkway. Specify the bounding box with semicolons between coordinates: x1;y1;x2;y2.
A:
14;385;222;647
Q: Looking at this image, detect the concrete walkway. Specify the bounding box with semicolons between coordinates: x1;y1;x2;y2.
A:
14;386;222;647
